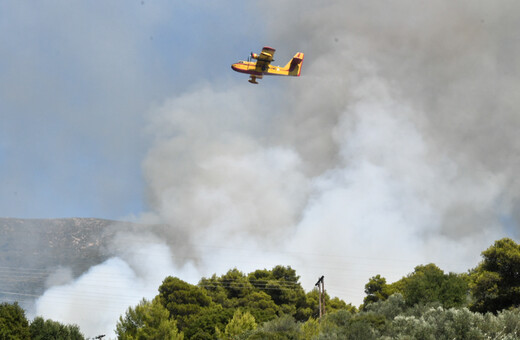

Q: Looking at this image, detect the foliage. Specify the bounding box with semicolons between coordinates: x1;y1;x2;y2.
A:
199;269;279;323
115;298;183;340
300;317;320;340
372;263;468;308
200;269;254;306
158;276;212;330
199;266;309;323
318;309;380;340
154;266;322;339
320;296;520;340
242;314;301;340
400;264;468;307
216;309;257;339
30;316;84;340
470;238;520;313
114;239;520;339
238;291;279;323
0;302;30;340
183;305;233;339
363;293;407;320
364;274;392;305
386;306;520;340
248;266;307;319
297;289;355;321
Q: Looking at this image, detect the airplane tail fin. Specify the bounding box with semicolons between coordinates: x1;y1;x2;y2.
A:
283;52;304;76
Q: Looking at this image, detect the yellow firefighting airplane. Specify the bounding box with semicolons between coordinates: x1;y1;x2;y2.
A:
231;46;304;84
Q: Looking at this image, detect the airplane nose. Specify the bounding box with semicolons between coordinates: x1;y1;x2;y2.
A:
231;62;246;73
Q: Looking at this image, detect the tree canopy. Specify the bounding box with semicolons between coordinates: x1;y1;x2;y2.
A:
0;302;30;340
29;317;84;340
398;263;469;308
470;238;520;313
116;298;183;340
4;237;516;339
362;264;468;309
158;276;212;331
0;303;84;340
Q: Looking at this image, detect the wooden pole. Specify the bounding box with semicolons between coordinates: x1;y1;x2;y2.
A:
321;277;325;316
315;276;324;319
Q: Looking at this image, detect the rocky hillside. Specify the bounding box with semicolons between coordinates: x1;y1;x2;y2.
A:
0;218;133;306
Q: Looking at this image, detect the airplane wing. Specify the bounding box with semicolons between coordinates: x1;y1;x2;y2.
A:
255;46;275;72
259;46;275;62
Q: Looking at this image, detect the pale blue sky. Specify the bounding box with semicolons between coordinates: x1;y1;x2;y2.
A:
0;1;265;219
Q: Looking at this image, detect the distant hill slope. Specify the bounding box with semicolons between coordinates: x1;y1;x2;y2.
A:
0;218;133;306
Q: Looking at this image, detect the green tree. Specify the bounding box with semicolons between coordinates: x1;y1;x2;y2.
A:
245;314;300;340
0;302;30;340
200;269;280;323
297;290;354;321
199;268;254;307
158;276;212;330
318;309;381;340
216;309;257;339
183;305;233;339
300;317;320;340
362;293;407;320
217;268;253;300
388;307;486;340
198;274;229;307
364;275;392;305
238;291;279;323
470;238;520;313
393;264;468;308
202;265;311;322
116;298;183;340
319;296;520;339
248;266;304;305
30;317;84;340
254;266;306;318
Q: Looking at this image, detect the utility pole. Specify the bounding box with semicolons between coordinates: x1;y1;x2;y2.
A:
315;275;325;319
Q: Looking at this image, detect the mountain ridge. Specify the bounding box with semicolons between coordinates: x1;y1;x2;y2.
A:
0;217;135;308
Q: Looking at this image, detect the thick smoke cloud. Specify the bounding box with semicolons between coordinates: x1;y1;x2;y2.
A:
143;85;309;243
142;0;520;301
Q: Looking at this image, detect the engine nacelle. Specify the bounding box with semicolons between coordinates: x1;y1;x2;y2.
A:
251;52;259;60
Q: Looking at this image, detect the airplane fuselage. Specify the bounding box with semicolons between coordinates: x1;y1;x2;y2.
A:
231;61;292;77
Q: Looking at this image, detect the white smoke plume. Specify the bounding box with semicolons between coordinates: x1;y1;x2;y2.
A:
141;0;520;301
34;0;520;336
33;232;198;338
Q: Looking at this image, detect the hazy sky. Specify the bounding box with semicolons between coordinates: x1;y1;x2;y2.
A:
0;1;263;219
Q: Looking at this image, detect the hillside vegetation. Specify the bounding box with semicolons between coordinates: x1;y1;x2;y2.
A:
2;237;520;339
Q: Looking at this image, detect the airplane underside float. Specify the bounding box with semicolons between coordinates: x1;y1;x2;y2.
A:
231;46;304;84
